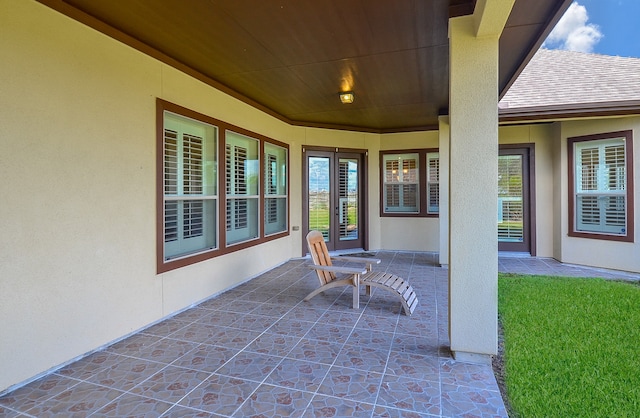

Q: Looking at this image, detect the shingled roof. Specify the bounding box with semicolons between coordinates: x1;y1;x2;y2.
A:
499;48;640;121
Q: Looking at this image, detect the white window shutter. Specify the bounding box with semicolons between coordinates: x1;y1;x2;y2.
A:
427;152;439;213
382;153;419;213
575;139;627;235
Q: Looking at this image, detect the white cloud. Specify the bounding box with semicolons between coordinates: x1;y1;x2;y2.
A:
543;2;603;53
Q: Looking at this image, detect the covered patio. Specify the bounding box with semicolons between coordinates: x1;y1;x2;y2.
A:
8;0;616;407
2;254;637;417
0;253;495;417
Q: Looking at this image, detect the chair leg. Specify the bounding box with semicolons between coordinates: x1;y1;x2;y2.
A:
304;278;355;302
352;275;360;309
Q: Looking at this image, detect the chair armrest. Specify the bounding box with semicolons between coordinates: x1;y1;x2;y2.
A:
308;264;367;275
337;256;381;272
337;256;381;265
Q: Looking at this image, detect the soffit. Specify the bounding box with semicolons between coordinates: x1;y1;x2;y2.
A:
38;0;570;133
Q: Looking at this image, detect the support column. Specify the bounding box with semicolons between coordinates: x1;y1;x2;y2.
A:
448;1;513;362
438;116;450;267
550;122;564;262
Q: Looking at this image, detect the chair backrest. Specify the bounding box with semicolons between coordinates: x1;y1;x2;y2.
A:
306;230;335;285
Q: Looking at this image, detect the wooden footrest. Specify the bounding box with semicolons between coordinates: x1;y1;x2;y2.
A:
363;271;419;316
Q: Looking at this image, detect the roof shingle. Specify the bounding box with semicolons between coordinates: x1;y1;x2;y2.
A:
500;49;640;110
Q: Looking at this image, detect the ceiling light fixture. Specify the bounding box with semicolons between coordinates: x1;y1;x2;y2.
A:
339;92;354;104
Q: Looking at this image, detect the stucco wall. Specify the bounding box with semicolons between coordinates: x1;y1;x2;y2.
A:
504;117;640;273
378;132;440;251
0;1;439;392
498;118;640;272
557;117;640;272
0;0;297;392
2;0;639;395
299;127;383;252
498;124;555;257
448;14;500;358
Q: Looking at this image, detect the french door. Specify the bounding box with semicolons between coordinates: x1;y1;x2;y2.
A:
303;148;366;252
498;146;534;253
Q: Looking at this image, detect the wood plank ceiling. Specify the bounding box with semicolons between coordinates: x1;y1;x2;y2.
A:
39;0;571;133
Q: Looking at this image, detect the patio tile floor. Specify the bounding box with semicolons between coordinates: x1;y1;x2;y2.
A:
2;253;638;417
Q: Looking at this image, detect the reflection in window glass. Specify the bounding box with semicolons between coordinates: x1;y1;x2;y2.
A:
226;132;259;245
265;143;288;235
308;157;331;240
574;137;628;235
427;152;440;214
338;158;359;241
497;155;523;242
163;112;217;260
383;153;419;213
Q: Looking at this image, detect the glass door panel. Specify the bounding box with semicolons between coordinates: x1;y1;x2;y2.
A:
308;156;331;241
498;148;531;253
304;150;364;252
498;155;524;243
338;158;359;241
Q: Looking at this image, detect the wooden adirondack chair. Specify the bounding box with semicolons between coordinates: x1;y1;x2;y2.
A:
305;230;418;316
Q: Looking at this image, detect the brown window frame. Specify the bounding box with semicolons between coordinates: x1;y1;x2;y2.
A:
568;130;634;242
379;148;439;218
156;99;289;273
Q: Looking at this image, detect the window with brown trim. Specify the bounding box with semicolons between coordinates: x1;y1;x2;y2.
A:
380;149;439;217
568;130;634;242
225;131;259;245
264;142;288;235
162;111;218;261
426;152;440;214
157;99;289;272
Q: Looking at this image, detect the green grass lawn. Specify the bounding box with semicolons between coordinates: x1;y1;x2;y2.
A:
309;208;330;232
309;207;358;233
498;274;640;417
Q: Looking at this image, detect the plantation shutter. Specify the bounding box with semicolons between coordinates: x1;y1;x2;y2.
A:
266;154;278;224
385;159;400;208
338;160;351;239
264;143;287;235
497;155;524;242
183;134;204;238
163;129;205;242
225;132;259;245
164;129;179;243
402;158;418;208
162;112;217;260
575;140;626;235
383;154;418;213
226;144;249;231
427;152;439;213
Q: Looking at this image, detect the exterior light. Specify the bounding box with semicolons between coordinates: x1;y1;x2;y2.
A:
340;92;354;104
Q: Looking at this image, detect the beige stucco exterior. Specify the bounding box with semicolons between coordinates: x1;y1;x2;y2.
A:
555;117;640;272
0;1;462;390
499;123;556;257
378;131;440;252
447;9;506;361
1;0;638;393
498;117;640;273
0;0;300;391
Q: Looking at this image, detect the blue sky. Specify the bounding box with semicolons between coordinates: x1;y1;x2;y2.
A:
542;0;640;58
